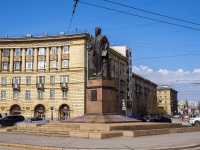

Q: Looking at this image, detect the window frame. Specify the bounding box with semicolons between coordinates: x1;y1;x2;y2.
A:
14;90;19;99
38;90;43;99
63;46;69;54
62;59;69;68
26;90;31;99
2;77;7;85
26;61;33;70
15;48;21;56
38;48;45;55
38;60;45;69
62;89;67;98
26;77;31;85
27;48;33;56
3;49;9;56
50;90;55;98
50;60;57;68
2;62;9;70
1;90;6;99
50;47;57;55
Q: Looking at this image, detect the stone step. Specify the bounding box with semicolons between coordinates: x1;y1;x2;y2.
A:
12;129;70;134
9;131;70;137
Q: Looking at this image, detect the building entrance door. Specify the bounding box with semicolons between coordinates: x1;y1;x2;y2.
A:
59;104;70;120
10;105;21;115
34;104;45;118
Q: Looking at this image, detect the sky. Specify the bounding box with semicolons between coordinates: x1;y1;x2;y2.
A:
0;0;200;101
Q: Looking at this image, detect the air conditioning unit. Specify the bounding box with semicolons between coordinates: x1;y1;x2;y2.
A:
39;83;43;87
37;83;44;89
14;84;19;88
62;82;66;87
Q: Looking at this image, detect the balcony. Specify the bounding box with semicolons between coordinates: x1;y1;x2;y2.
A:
60;82;68;89
12;84;20;90
36;83;44;89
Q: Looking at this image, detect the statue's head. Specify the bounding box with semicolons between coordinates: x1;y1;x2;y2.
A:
95;27;101;36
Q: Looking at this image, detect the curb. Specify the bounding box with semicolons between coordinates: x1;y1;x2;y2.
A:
0;143;200;150
0;143;63;150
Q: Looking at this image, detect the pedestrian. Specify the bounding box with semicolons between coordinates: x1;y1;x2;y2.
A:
181;114;184;121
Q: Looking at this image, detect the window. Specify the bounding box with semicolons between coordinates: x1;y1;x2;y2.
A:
3;49;9;56
15;62;21;70
62;59;69;68
38;48;45;55
37;76;45;83
38;90;43;99
50;60;57;68
2;77;7;85
63;46;69;54
26;90;31;99
62;89;67;98
50;90;55;98
38;61;45;69
2;62;8;70
15;48;21;56
60;75;69;83
51;47;57;54
26;61;33;69
14;90;18;99
26;77;31;85
27;48;33;56
1;90;6;99
50;76;55;84
12;77;21;84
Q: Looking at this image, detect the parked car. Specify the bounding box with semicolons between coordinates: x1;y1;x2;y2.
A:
0;115;25;128
149;115;172;123
188;115;200;126
172;115;180;118
14;117;49;126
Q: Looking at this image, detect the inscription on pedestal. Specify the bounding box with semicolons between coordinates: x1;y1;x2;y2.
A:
91;90;97;101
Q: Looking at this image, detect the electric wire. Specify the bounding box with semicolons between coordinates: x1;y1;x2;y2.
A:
78;0;200;32
67;0;79;34
104;0;200;26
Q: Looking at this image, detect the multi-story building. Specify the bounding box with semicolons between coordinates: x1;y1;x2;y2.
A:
157;85;178;115
0;33;127;120
132;73;157;117
110;46;132;116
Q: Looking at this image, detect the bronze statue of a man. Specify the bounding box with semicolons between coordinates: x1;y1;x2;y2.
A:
88;27;109;76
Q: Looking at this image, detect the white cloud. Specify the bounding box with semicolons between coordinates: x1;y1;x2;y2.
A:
132;65;200;101
194;68;200;73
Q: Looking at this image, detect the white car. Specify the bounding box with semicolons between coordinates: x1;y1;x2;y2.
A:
188;115;200;126
14;117;49;126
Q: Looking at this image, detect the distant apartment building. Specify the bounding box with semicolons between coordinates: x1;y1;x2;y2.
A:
157;85;178;115
110;46;133;116
132;73;157;117
0;33;127;120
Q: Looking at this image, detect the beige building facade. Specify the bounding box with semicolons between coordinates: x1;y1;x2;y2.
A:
0;33;127;120
132;73;157;117
157;85;178;115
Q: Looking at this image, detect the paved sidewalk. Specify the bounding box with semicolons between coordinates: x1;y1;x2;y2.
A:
0;132;200;150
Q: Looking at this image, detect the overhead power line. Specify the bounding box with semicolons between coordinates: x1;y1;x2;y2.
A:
78;0;200;32
67;0;79;34
104;0;200;26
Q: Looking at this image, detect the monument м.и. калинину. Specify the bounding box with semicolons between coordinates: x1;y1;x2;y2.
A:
62;27;139;123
